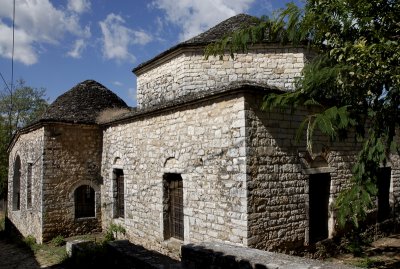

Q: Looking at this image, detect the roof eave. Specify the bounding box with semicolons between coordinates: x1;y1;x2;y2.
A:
100;82;284;126
7;122;44;153
132;42;208;75
7;120;98;153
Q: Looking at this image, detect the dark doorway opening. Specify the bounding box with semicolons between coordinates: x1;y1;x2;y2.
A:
75;185;95;218
163;173;184;240
309;173;331;243
377;167;391;222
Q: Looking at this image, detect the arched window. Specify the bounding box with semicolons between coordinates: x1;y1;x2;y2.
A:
74;185;95;218
13;156;21;211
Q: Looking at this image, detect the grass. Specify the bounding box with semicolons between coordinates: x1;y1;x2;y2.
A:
21;234;68;266
38;233;107;268
34;243;68;266
350;257;385;268
12;233;108;268
51;235;66;246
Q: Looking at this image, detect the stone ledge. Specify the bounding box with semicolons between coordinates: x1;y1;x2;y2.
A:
66;239;94;257
181;242;358;269
107;240;181;269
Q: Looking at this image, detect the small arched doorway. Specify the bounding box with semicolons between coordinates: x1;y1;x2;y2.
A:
74;185;95;218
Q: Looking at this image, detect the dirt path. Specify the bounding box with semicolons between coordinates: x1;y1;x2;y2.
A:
0;239;42;269
0;209;63;269
328;234;400;268
0;210;39;269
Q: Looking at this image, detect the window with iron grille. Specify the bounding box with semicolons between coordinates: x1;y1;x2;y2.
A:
27;163;32;208
113;169;124;218
163;173;183;240
75;185;95;218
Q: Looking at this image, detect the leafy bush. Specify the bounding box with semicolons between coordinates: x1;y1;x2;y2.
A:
51;235;66;246
339;229;374;257
23;235;38;251
104;223;126;243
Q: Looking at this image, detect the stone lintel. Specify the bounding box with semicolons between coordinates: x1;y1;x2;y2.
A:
302;167;335;175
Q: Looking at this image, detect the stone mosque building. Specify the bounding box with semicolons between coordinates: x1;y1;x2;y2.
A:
7;14;399;255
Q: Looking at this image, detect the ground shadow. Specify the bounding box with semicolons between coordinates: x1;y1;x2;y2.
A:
0;230;43;269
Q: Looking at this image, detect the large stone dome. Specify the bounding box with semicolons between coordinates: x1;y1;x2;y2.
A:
40;80;128;124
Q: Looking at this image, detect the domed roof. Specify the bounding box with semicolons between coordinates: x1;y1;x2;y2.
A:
40;80;128;124
183;14;260;45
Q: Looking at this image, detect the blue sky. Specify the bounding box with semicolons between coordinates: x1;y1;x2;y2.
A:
0;0;303;107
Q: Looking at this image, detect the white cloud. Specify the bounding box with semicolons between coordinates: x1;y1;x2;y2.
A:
155;17;164;33
133;31;153;45
152;0;255;41
0;21;36;65
99;13;152;63
0;0;90;65
67;39;86;58
113;81;123;87
68;0;91;14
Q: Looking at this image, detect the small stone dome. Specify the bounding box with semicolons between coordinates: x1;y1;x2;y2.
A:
40;80;128;124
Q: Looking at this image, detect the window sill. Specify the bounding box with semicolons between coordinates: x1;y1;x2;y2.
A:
75;216;96;221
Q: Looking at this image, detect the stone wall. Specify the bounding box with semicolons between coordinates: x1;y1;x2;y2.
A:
41;124;102;241
101;93;248;256
7;127;44;242
136;46;309;109
102;88;400;256
244;93;400;251
390;135;400;216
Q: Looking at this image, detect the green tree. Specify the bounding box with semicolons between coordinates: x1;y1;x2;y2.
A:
206;0;400;227
0;79;48;199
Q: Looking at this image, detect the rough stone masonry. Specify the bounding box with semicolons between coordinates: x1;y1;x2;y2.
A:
7;14;400;259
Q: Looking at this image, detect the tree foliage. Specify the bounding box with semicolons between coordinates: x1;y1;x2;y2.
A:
0;80;48;199
206;0;400;227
